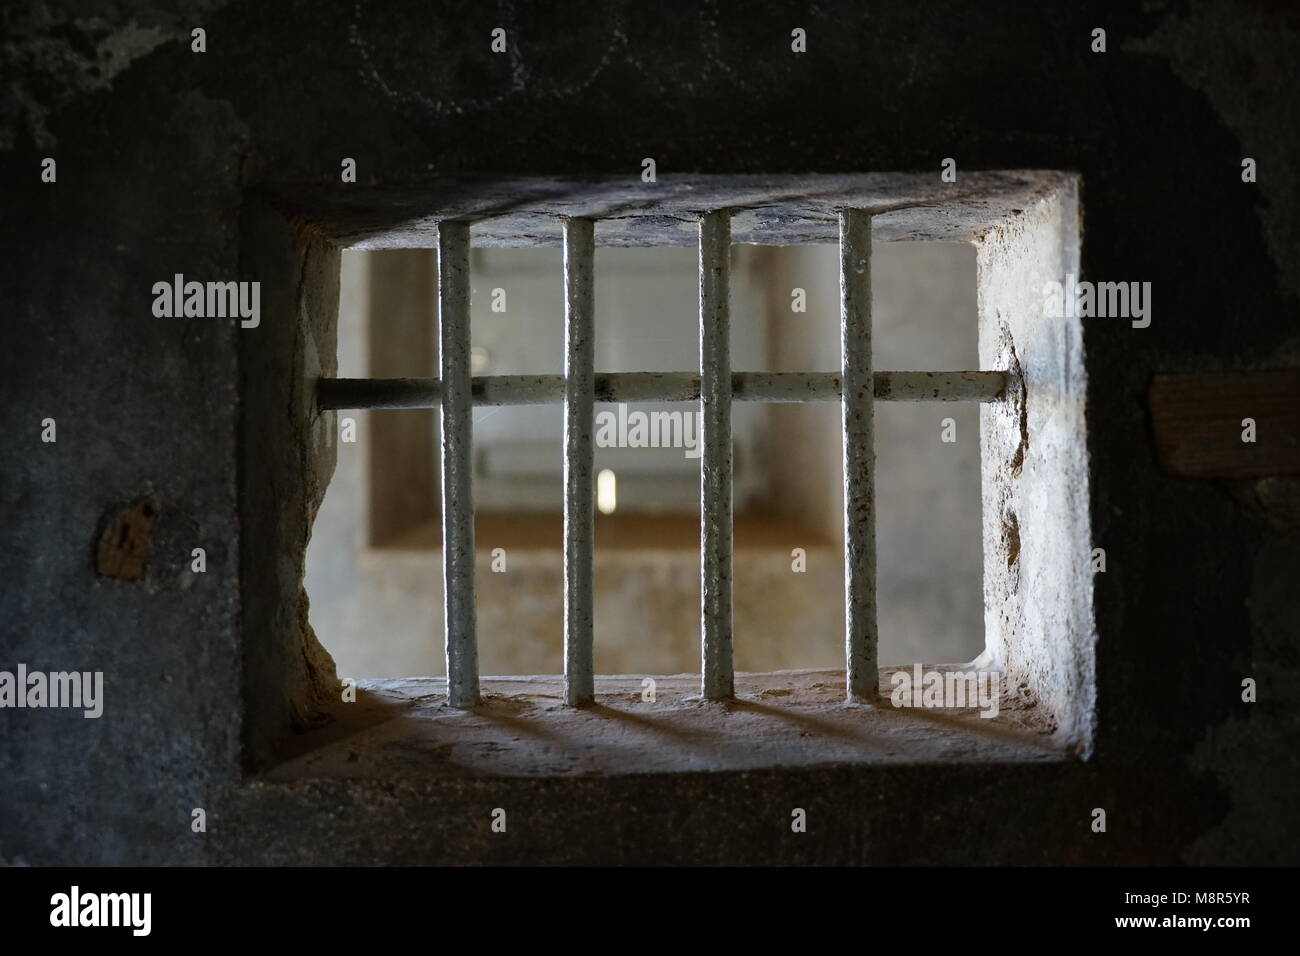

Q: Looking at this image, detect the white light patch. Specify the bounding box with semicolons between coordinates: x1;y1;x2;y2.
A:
596;468;617;515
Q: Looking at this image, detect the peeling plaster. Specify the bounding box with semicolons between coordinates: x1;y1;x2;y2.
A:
0;3;231;150
1130;2;1300;303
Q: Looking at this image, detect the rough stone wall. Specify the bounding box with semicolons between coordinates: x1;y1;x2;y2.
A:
2;0;1297;864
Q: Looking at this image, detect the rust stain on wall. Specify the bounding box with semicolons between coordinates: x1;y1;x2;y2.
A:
95;496;159;580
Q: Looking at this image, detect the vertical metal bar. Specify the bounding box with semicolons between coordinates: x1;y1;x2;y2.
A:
437;220;479;708
563;218;596;706
840;208;879;702
699;210;734;700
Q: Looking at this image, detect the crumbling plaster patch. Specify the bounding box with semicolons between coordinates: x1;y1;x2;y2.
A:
0;2;236;150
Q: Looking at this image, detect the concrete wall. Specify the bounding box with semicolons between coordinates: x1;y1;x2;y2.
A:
3;0;1297;865
975;181;1094;751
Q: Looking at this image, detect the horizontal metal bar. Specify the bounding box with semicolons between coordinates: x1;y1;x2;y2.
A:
318;370;1009;409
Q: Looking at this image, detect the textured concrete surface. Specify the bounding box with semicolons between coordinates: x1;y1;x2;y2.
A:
270;170;1067;248
266;670;1060;780
976;181;1095;752
2;0;1298;865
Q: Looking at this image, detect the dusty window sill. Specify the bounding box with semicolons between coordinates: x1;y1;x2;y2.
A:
264;668;1065;781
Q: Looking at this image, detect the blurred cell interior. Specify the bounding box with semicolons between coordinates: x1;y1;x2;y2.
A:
306;241;984;678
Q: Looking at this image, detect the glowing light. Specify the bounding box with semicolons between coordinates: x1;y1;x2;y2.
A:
597;468;617;515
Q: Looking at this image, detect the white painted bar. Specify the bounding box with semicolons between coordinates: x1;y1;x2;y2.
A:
437;221;479;708
840;208;879;702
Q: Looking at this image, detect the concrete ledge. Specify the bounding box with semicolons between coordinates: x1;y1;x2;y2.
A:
265;171;1073;248
263;668;1063;782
